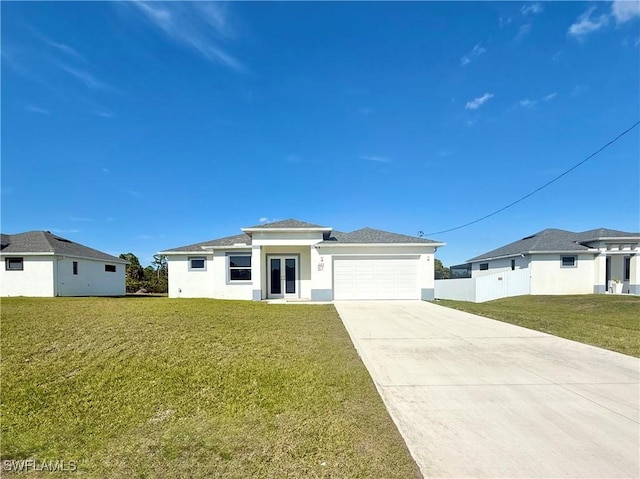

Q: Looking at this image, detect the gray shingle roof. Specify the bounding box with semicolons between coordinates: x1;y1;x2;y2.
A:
244;219;328;229
0;231;126;263
324;227;440;244
163;221;443;252
162;233;252;252
468;228;640;262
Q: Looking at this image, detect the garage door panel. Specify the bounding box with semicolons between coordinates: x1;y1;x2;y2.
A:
334;256;419;300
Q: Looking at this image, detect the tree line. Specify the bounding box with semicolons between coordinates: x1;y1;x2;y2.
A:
119;253;168;294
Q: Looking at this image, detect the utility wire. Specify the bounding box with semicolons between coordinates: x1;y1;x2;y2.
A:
425;120;640;236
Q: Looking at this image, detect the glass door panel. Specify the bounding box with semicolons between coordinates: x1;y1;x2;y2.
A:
285;259;296;294
270;259;281;295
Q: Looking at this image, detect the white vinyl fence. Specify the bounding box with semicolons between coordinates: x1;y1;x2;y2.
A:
435;268;531;303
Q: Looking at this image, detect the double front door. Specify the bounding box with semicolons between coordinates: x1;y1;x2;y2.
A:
268;256;298;299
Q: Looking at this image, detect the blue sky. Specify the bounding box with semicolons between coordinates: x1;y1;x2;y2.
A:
2;1;639;267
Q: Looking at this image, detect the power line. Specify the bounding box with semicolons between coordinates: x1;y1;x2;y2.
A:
425;120;640;236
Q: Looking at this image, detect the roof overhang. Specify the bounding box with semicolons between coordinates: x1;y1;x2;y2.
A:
316;242;446;248
580;236;640;244
0;251;128;263
160;245;252;255
467;249;598;263
241;227;333;236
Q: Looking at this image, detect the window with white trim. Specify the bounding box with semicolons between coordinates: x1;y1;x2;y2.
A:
229;255;251;281
561;256;576;267
189;257;206;270
5;257;23;271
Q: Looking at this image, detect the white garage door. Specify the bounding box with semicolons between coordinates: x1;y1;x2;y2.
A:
333;256;419;300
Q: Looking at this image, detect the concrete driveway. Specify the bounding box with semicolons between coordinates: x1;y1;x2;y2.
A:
335;301;640;478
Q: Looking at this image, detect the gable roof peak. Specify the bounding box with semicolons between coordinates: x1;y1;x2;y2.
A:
243;218;330;230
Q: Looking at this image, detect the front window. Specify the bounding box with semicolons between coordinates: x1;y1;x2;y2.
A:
5;257;23;271
229;255;251;281
189;257;206;270
561;256;576;267
624;257;630;281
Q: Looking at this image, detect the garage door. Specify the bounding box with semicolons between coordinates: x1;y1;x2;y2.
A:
333;256;419;300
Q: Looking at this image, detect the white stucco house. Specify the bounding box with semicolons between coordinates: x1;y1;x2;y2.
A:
160;219;444;301
0;231;127;297
467;228;640;295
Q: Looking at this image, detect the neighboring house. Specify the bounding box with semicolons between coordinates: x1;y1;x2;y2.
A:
0;231;127;297
467;228;640;295
160;219;444;301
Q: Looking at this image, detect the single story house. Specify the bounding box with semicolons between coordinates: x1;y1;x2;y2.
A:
0;231;127;297
160;219;444;301
467;228;640;295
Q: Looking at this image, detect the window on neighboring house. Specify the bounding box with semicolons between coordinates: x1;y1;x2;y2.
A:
73;261;79;275
105;265;116;272
5;257;23;271
229;255;251;281
624;257;630;281
511;259;516;271
479;263;489;271
189;257;206;270
561;256;576;267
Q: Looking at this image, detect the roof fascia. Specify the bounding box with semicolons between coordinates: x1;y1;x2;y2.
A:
467;249;598;263
0;251;128;263
317;242;445;248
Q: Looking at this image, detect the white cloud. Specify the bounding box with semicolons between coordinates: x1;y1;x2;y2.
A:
26;104;50;115
518;99;538;108
521;3;543;16
59;63;111;90
460;43;486;66
360;155;391;164
465;93;494;110
568;7;610;39
612;0;640;24
499;15;512;28
130;2;244;72
544;92;558;101
516;24;532;39
94;107;114;118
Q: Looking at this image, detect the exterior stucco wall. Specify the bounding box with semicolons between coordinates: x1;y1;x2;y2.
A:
56;257;125;296
1;255;125;297
529;254;595;295
0;255;55;297
167;253;216;298
471;256;529;278
167;251;254;300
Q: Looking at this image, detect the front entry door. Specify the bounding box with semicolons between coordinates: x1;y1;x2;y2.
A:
268;256;298;299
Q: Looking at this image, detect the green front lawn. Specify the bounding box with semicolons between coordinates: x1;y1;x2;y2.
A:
435;295;640;357
1;298;420;478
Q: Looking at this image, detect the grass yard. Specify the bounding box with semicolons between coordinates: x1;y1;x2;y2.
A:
435;295;640;357
1;298;420;478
